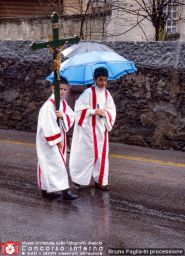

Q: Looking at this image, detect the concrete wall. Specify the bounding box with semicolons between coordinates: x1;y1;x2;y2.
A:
106;0;155;41
0;15;108;41
0;41;185;150
0;17;52;41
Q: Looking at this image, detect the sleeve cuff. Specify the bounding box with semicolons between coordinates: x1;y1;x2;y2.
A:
45;133;62;146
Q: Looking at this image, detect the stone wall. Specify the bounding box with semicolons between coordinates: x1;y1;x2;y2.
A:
0;41;185;150
106;42;185;150
0;41;52;131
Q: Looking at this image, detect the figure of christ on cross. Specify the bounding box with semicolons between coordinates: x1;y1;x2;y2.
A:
30;12;80;112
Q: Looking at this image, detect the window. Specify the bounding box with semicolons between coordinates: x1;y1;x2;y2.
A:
91;0;112;14
165;5;177;35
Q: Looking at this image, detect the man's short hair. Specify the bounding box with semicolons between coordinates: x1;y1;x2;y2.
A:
60;76;68;85
94;67;108;80
52;76;68;86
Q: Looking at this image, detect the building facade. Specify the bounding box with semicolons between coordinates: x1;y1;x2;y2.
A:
0;0;185;41
106;0;185;41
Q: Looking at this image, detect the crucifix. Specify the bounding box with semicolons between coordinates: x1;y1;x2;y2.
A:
30;12;80;114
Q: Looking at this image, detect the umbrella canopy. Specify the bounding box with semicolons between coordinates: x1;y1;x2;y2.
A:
47;50;137;85
62;41;115;58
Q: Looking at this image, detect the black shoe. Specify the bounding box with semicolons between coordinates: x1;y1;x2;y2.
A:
63;190;78;200
42;190;62;199
95;182;110;191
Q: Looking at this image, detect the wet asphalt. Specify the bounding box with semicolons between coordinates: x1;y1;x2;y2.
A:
0;129;185;255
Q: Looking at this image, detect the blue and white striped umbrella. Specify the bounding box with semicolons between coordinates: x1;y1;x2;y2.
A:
46;48;137;85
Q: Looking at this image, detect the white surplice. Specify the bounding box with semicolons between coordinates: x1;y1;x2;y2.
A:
69;85;116;186
36;94;74;192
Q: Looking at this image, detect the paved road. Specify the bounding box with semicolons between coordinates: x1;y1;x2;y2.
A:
0;129;185;256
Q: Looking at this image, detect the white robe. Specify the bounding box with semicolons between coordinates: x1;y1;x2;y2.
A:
36;94;74;192
69;85;116;186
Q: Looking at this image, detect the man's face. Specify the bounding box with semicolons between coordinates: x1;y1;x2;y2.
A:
95;76;107;89
52;83;68;98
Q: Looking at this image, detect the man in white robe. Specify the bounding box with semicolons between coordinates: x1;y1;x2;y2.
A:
69;67;116;191
36;76;78;200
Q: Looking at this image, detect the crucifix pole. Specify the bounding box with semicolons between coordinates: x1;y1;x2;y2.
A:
30;12;80;115
52;12;62;112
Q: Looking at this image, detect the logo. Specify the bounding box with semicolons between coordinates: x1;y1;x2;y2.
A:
1;241;20;255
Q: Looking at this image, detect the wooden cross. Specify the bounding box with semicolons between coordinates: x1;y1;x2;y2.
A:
30;12;80;113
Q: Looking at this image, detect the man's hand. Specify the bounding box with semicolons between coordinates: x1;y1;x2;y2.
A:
95;109;106;117
55;111;63;118
57;142;62;150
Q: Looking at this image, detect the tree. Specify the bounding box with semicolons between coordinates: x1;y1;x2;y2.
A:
60;0;111;40
108;0;185;41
